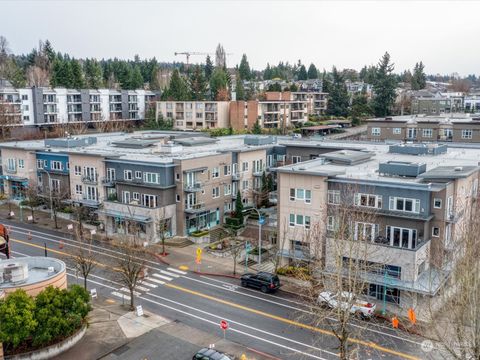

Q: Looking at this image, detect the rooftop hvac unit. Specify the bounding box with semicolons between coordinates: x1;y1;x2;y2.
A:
0;262;29;284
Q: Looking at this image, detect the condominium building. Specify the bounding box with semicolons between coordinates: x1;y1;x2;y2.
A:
276;142;480;316
156;101;230;130
366;114;480;143
0;82;157;127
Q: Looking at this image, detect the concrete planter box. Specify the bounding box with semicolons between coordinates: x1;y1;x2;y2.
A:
189;235;210;244
5;324;87;360
278;275;310;288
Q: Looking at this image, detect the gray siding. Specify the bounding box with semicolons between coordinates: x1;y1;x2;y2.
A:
121;91;129;120
32;88;44;124
81;90;91;122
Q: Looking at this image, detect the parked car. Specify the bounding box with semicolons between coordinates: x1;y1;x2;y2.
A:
193;348;232;360
240;272;281;293
317;291;376;318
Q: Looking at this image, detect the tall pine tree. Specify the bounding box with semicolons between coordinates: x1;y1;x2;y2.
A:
307;63;318;79
297;65;307;80
372;52;397;117
411;61;426;90
238;54;251;80
204;55;213;81
162;69;189;100
71;59;84;88
189;65;207;100
326;67;349;117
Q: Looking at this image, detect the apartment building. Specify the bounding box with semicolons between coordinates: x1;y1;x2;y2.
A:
0;82;157;127
366;114;480;143
229;91;328;131
465;95;480;113
276;142;480;316
0;132;280;239
156;101;230;130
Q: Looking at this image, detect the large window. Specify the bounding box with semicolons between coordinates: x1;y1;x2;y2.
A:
462;129;473;139
51;161;63;171
371;127;381;136
422;128;433;138
354;222;378;241
386;226;418;249
290;188;311;203
327;190;340;205
124;170;133;181
289;213;311;229
142;194;157;208
143;172;159;184
389;196;420;213
212;167;220;178
354;193;382;209
7;158;15;172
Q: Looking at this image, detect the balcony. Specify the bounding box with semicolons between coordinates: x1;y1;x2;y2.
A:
5;167;17;174
184;182;203;192
232;173;240;181
253;168;265;176
102;178;116;187
185;203;206;214
446;209;464;223
81;176;98;185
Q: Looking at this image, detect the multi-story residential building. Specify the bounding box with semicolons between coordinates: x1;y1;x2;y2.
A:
465;94;480;113
410;91;464;115
366;114;480;143
276;142;480;316
0;82;157;127
156;101;230;130
229;91;328;131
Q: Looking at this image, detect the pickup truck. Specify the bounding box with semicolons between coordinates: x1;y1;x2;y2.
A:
318;291;376;318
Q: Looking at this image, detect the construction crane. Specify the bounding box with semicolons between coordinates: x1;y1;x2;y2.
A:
174;51;233;69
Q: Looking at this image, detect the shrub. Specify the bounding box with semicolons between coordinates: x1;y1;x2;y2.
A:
191;230;209;237
276;266;311;279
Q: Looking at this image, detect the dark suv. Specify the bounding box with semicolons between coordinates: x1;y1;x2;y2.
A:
193;348;232;360
240;272;281;293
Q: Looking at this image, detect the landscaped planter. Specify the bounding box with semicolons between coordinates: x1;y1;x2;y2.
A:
5;324;87;360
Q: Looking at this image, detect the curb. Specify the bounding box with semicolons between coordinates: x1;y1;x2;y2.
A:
193;271;241;279
374;313;423;336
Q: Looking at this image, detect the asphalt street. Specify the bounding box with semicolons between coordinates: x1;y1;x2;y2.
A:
1;220;443;360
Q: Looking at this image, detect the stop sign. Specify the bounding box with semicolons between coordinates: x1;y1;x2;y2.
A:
220;320;229;330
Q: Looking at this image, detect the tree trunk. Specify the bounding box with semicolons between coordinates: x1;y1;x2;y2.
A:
53;210;59;229
83;275;87;290
129;287;134;311
233;258;237;275
162;238;165;256
30;207;35;223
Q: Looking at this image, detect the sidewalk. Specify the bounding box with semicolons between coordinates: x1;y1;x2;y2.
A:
57;296;277;360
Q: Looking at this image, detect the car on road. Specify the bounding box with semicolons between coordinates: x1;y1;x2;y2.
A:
193;348;232;360
240;272;281;293
317;291;376;318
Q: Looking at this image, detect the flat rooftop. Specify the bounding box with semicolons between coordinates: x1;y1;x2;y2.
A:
367;113;480;125
0;257;66;289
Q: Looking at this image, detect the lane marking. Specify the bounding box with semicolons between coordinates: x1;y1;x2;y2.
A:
160;270;180;278
164;283;420;360
120;287;141;296
153;273;173;281
167;267;187;275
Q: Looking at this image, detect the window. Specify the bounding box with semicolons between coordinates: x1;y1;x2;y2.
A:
422;128;433;138
289;188;311;203
289;188;295;201
289;213;310;228
132;192;140;201
123;191;131;203
21;94;28;100
462;129;473;139
37;159;45;169
327;190;340;205
18;159;25;169
23;116;29;121
434;198;442;209
354;193;382;208
242;180;249;190
75;184;83;195
292;156;301;164
242;161;249;172
142;194;157;208
51;161;62;171
296;214;304;226
107;168;116;181
389;196;420;213
144;172;159;184
50;179;61;192
224;184;231;195
354;222;378;241
371;127;381;136
176;173;180;181
176;194;180;202
432;227;440;237
212;167;220;178
74;165;81;176
7;158;15;171
224;203;232;212
327;216;335;231
386;226;418;249
124;170;133;181
393;128;401;135
212;186;220;198
135;171;142;179
305;216;311;229
223;165;231;176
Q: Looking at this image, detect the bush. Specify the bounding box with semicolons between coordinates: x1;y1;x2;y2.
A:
191;230;209;237
0;285;91;354
276;266;311;279
248;247;268;255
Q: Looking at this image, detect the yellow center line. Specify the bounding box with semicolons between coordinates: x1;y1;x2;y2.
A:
10;238;119;271
164;283;420;360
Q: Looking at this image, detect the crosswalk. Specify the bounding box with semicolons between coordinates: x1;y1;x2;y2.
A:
110;267;186;301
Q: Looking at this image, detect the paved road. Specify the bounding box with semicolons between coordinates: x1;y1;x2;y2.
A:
2;220;442;360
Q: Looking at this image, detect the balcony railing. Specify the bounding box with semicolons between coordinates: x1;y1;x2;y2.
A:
232;173;240;181
102;178;116;186
5;167;17;174
184;202;206;214
81;176;98;185
184;182;203;192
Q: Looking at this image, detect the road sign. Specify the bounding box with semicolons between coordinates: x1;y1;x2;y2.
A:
220;320;229;330
196;247;202;256
90;288;97;299
27;215;33;221
258;216;265;225
67;224;74;230
90;229;96;235
136;305;144;317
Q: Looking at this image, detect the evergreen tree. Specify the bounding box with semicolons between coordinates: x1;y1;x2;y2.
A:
326;67;350;117
252;120;262;134
71;59;84;88
259;171;270;208
189;65;207;100
51;58;74;87
307;63;318;79
85;59;103;88
149;67;161;90
234;190;244;224
43;40;56;64
372;52;397;117
129;66;144;89
263;63;272;80
204;55;213;81
162;69;189;100
297;65;308;80
235;73;245;101
349;90;372;125
209;68;228;100
289;83;298;91
267;83;282;92
238;54;251;80
411;61;426;90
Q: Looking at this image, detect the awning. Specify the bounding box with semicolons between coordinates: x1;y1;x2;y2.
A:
96;209;152;223
64;199;100;208
0;175;28;183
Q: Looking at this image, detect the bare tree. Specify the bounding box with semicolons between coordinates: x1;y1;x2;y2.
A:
21;186;43;223
155;209;170;256
115;241;147;311
48;187;70;229
426;191;480;359
69;228;97;290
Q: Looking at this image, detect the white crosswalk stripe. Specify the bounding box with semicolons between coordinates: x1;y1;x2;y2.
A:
153;273;173;281
160;270;180;278
111;291;131;300
135;285;150;292
145;277;165;285
120;287;141;296
139;280;158;288
167;267;187;275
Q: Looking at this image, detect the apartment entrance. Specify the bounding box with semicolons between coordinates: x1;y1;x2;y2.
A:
186;209;220;234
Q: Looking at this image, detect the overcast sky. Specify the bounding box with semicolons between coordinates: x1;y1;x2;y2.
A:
2;0;479;75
